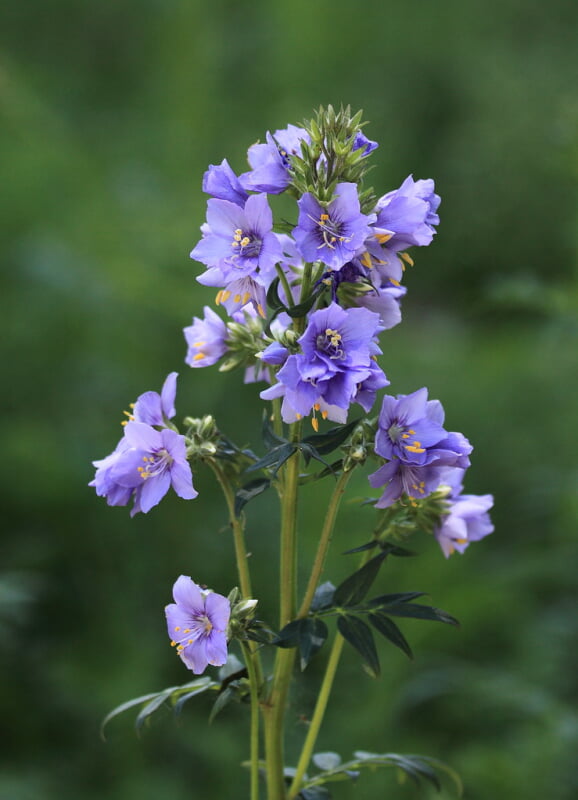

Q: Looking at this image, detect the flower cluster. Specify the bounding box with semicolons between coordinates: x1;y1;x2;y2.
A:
90;106;492;564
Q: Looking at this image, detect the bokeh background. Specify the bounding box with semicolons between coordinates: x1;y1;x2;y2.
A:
1;0;577;798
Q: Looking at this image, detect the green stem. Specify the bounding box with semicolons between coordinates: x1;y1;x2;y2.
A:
297;469;352;620
242;641;261;800
287;634;345;799
276;264;295;308
209;461;253;600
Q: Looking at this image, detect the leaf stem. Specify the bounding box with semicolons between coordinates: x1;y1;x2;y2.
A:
242;640;261;800
297;469;353;619
287;633;345;799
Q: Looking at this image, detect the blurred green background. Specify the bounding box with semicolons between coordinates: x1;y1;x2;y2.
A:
1;0;577;798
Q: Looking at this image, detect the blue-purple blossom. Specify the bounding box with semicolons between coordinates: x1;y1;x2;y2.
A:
352;131;379;156
129;372;178;427
192;194;283;308
363;175;441;283
261;302;388;425
91;422;197;516
368;388;472;507
240;124;310;194
434;470;494;557
165;576;230;674
293;183;373;271
202;159;249;206
184;306;228;368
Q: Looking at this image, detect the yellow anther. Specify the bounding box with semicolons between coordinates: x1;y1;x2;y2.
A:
122;410;133;418
242;292;251;304
174;626;181;632
456;538;468;544
193;352;206;361
216;290;223;305
121;420;128;426
129;403;135;409
320;213;330;222
193;341;206;348
313;403;321;411
408;429;416;434
404;444;425;454
321;410;328;420
400;252;414;267
240;236;250;247
233;294;241;303
311;417;319;432
234;228;242;235
295;413;302;420
170;641;176;647
183;629;191;633
401;433;410;439
187;639;193;645
231;241;239;248
221;290;231;302
257;304;266;318
390;278;401;287
360;251;372;269
375;232;393;244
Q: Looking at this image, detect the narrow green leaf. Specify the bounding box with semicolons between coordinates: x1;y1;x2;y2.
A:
342;540;378;555
274;619;302;648
368;612;413;659
302;418;360;455
369;591;427;606
173;680;217;715
337;615;380;677
383;603;459;626
334;552;387;607
234;477;271;515
245;443;297;475
285;286;326;318
135;689;173;731
101;691;161;738
208;686;234;723
266;276;285;311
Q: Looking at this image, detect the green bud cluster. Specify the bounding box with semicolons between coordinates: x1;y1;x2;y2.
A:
227;586;259;638
341;419;376;471
219;312;266;373
183;414;219;458
289;105;377;213
374;489;451;544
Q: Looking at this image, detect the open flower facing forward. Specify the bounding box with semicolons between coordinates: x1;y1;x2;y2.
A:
293;183;373;270
165;576;230;674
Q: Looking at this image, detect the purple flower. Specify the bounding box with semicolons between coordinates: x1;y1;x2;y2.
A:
202;159;249;206
434;471;494;557
362;175;440;284
91;422;198;516
192;193;283;291
352;131;379;156
261;302;387;424
293;183;373;271
368;389;473;507
184;306;228;368
129;372;178;427
240;124;310;194
165;576;230;674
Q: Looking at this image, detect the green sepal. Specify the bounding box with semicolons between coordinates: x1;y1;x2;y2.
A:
337;614;380;677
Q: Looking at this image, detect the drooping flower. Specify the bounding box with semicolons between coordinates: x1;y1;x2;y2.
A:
129;372;178;428
92;422;197;516
434;470;494;557
192;193;283;299
202;159;249;206
165;575;230;674
293;183;373;271
368;389;473;507
240;124;310;194
184;306;228;368
261;302;387;425
362;175;440;284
